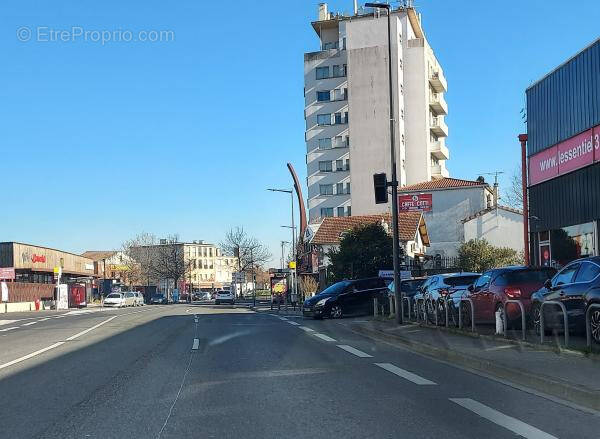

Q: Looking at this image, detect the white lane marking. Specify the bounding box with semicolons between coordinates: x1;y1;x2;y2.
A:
21;321;37;327
313;333;336;342
0;327;19;332
485;345;516;351
39;318;50;321
279;317;288;321
0;320;19;326
449;398;557;439
299;326;314;332
53;315;65;319
0;342;65;371
375;363;437;385
404;329;423;334
192;338;200;350
336;345;373;358
65;316;117;341
287;321;300;326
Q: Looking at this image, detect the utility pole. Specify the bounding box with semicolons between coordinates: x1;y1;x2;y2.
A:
251;248;256;308
366;2;403;324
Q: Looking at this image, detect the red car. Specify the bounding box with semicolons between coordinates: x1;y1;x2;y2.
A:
467;266;556;327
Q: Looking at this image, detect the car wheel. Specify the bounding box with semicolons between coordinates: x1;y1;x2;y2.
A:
330;304;343;319
425;299;436;324
590;308;600;344
532;303;545;336
460;302;472;329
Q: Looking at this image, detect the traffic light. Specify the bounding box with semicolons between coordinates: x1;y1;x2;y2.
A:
373;173;388;204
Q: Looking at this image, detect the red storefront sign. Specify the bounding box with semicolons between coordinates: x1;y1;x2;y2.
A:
0;267;16;280
529;124;600;186
399;193;433;212
31;254;46;263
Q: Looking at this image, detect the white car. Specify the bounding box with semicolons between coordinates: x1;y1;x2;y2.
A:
133;292;145;306
103;293;127;308
215;290;235;305
119;292;136;307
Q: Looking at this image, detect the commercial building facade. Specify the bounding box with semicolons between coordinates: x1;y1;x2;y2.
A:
304;2;450;221
526;39;600;267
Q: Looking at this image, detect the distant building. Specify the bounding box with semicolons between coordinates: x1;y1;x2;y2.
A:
398;177;523;257
304;2;450;221
303;212;429;284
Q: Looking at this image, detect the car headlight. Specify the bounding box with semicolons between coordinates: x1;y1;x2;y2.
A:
315;297;331;307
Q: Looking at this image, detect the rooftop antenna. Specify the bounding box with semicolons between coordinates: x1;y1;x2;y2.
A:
480;171;505;207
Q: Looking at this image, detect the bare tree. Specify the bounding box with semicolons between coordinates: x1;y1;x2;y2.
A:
502;166;524;209
121;232;157;287
220;227;272;273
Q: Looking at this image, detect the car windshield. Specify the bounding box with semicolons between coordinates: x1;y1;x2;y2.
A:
444;276;480;287
316;281;352;297
400;280;424;293
500;269;556;284
106;293;121;298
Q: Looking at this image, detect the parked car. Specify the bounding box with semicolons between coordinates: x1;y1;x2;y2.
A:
387;278;426;317
215;290;235;305
531;257;600;342
303;277;388;319
103;293;126;308
121;292;136;307
133;292;145;306
464;266;556;328
421;273;481;324
151;294;168;305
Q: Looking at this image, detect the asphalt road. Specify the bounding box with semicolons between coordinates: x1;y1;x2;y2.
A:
0;304;599;438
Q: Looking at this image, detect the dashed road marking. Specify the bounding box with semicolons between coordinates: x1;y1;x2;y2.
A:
336;345;373;358
484;345;516;351
192;338;200;350
286;321;300;326
21;321;37;327
39;318;50;321
375;363;437;385
279;317;288;321
313;333;336;342
0;327;19;332
299;326;314;332
449;398;557;439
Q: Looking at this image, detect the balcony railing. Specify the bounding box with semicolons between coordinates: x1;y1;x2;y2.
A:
431;164;450;179
429;70;447;93
430;117;448;137
430;141;449;160
429;93;448;115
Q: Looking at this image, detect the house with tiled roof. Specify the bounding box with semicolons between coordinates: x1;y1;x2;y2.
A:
302;212;429;284
398;177;523;257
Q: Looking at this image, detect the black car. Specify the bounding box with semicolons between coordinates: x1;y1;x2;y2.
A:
531;256;600;342
151;294;168;305
421;273;481;324
387;278;426;317
303;278;388;319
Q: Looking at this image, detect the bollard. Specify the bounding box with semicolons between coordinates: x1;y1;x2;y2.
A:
389;295;395;317
458;298;475;332
503;300;526;341
540;300;569;348
443;297;449;328
402;297;411;321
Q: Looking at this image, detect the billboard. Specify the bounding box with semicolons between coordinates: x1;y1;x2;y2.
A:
0;268;15;280
399;194;432;212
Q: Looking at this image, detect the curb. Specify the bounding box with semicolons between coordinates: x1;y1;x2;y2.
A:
351;323;600;412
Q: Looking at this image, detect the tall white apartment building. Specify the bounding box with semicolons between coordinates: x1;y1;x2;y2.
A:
304;2;450;220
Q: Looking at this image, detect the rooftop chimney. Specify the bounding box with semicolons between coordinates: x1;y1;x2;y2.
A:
318;3;328;21
493;182;499;207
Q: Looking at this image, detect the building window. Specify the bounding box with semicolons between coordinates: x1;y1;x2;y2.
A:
343;64;347;76
318;138;332;150
336;159;343;171
321;207;334;217
345;159;350;171
317;114;331;126
347;206;352;216
337;207;345;217
345;135;350;146
346;182;351;194
316;66;329;79
332;65;341;77
318;160;332;172
336;182;344;194
319;184;333;195
334;112;342;124
317;90;330;102
344;111;349;123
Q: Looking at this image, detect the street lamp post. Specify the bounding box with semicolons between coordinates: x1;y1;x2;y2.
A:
365;3;403;324
268;188;297;309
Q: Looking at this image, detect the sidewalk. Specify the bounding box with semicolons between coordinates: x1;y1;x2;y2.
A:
351;318;600;412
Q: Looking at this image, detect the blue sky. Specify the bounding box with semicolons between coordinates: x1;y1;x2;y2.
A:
1;0;599;263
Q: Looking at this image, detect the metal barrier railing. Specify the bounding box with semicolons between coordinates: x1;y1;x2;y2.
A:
415;297;425;323
442;297;450;328
585;303;600;349
503;300;526;341
540;300;569;348
402;296;412;321
458;298;475;332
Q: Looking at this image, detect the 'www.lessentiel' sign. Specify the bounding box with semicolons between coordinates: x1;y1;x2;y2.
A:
529;125;600;186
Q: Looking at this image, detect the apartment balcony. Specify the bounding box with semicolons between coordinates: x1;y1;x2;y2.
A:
430;141;449;160
429;70;447;93
429;93;448;115
430;117;448;137
431;164;450;179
